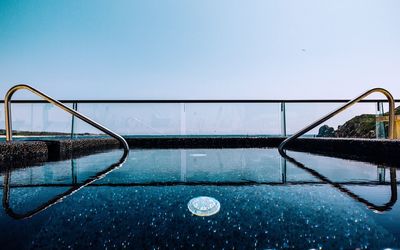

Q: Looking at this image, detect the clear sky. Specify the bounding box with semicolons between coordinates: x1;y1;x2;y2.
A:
0;0;400;100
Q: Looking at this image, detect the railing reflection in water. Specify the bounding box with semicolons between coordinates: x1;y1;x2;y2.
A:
2;149;398;220
278;150;397;213
2;149;128;220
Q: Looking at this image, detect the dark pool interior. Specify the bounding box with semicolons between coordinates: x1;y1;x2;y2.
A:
1;148;399;249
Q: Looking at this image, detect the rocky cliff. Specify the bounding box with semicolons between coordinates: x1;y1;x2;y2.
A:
334;114;376;138
317;106;400;138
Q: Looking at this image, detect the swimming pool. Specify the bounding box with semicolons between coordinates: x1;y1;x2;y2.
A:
1;148;399;249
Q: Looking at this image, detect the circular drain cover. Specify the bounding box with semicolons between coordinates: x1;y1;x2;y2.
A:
188;196;220;216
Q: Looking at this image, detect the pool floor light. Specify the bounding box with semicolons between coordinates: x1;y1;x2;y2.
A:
188;196;220;216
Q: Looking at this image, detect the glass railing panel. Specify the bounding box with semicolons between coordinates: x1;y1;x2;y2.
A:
0;104;4;132
73;103;281;136
1;100;396;138
0;103;73;139
73;103;181;136
285;102;377;138
182;103;280;136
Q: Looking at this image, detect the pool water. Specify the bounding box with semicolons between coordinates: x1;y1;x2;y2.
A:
1;148;399;249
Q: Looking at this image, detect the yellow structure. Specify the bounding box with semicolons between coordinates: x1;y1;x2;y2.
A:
376;115;400;139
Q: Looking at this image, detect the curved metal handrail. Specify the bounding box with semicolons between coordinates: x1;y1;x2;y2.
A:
4;84;129;152
278;88;396;154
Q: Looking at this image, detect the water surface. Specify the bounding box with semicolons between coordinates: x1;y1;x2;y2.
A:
1;148;399;249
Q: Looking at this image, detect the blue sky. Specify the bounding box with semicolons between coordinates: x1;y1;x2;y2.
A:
1;0;400;100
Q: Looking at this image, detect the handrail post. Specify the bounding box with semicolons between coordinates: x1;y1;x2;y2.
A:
281;102;287;137
4;91;13;142
70;102;78;139
375;101;386;139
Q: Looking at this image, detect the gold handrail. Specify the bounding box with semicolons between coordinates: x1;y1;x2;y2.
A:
4;84;129;153
278;88;396;154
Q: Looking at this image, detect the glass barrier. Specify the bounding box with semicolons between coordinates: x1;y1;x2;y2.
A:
0;101;396;138
184;103;280;135
74;103;181;135
72;103;281;136
0;104;4;132
0;103;73;138
285;102;378;138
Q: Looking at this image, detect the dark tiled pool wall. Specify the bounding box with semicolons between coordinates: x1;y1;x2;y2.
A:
287;138;400;166
1;137;400;167
126;137;283;149
44;138;120;160
0;138;120;168
0;141;48;167
127;137;400;165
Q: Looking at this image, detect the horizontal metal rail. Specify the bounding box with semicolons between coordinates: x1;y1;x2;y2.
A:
278;88;396;154
4;84;129;152
0;99;399;104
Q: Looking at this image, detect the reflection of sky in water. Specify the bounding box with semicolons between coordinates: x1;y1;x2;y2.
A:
4;148;394;185
1;148;400;248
